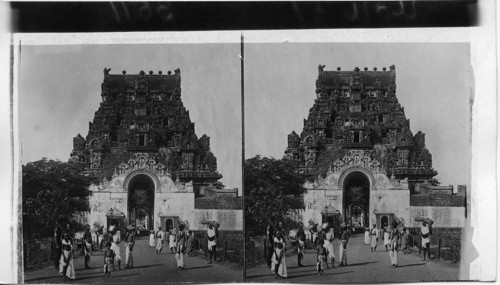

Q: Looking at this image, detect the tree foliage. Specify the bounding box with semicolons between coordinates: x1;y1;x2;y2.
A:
245;156;307;235
22;158;92;236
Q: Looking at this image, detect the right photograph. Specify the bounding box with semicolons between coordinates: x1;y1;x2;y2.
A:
244;42;473;282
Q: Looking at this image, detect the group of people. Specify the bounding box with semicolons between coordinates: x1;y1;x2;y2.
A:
266;221;350;279
50;221;135;280
148;221;220;270
265;218;433;278
365;219;433;267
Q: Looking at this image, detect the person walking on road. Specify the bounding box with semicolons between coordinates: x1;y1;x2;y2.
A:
156;226;165;255
421;221;432;261
364;226;371;245
149;229;156;248
125;226;136;268
370;224;379;252
103;241;114;278
338;224;349;267
316;239;327;276
169;228;178;254
83;224;93;269
59;233;76;280
389;221;401;267
383;225;391;251
175;224;187;270
323;223;335;268
207;222;219;264
271;230;287;279
109;221;122;271
297;222;306;267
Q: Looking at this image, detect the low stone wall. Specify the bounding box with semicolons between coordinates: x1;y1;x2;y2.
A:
407;227;462;262
23;237;53;269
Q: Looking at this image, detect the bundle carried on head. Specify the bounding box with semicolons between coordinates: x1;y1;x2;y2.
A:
201;219;220;228
414;216;434;225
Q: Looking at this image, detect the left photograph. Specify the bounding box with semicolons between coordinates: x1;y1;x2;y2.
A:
18;42;243;283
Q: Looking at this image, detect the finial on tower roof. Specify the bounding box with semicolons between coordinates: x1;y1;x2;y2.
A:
382;67;387;71
158;70;162;75
364;67;368;71
389;64;396;70
373;67;377;71
149;70;153;75
354;67;360;72
337;67;341;71
139;70;145;75
174;68;180;75
122;70;126;74
167;71;172;75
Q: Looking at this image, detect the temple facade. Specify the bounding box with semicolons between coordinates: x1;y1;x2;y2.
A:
285;65;464;232
71;68;241;232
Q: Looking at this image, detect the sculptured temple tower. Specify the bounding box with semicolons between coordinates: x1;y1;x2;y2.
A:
70;68;241;232
285;65;465;237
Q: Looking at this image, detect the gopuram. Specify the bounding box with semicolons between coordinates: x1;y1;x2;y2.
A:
285;65;466;246
70;68;242;232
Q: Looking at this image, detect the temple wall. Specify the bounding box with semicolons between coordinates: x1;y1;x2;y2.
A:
409;206;465;228
193;209;243;231
85;170;241;231
370;189;410;226
302;189;342;225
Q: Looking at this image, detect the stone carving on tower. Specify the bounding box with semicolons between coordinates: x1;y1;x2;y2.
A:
284;65;437;192
70;68;222;193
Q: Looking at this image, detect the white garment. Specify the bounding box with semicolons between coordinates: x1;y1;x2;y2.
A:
364;231;371;245
156;230;164;250
207;228;217;249
389;248;398;265
270;237;287;278
421;225;430;246
111;230;121;261
383;231;390;246
324;230;335;259
149;233;156;247
59;240;75;279
175;252;184;268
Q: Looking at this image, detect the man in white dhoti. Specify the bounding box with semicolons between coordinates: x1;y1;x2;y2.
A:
109;223;122;271
156;226;165;255
59;233;76;280
175;224;187;269
370;224;379;252
207;222;219;264
323;224;335;268
388;222;400;267
271;231;287;279
83;224;93;269
421;221;432;261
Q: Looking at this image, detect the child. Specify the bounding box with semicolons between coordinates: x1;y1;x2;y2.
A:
103;241;114;278
316;239;327;276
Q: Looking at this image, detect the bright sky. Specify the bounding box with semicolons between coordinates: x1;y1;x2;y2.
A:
19;44;242;190
244;43;472;187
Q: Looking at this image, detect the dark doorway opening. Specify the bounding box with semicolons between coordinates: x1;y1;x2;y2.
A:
128;174;155;230
343;171;370;228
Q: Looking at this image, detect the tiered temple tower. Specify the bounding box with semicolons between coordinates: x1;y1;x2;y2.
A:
71;68;222;195
285;65;437;192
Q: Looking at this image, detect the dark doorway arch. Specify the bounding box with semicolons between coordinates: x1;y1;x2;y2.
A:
128;174;155;230
343;171;370;228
